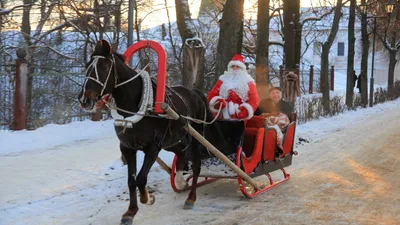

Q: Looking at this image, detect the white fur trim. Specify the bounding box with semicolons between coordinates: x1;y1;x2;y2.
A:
240;103;254;120
228;60;246;70
228;101;235;115
222;107;230;119
209;96;224;113
218;71;254;102
234;103;240;115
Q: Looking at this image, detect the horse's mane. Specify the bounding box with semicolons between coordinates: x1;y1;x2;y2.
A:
113;52;126;62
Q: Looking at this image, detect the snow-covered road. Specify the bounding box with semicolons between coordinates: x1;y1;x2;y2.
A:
1;99;399;225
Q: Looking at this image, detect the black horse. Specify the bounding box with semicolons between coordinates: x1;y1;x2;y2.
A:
78;40;221;225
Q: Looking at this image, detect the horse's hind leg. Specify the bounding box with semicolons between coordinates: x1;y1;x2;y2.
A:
120;145;138;225
137;144;159;205
184;139;201;209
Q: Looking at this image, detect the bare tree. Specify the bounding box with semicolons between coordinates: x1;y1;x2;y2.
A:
175;0;205;90
255;0;270;90
346;0;356;108
360;0;369;107
215;0;244;80
282;0;300;70
374;0;400;96
320;0;343;113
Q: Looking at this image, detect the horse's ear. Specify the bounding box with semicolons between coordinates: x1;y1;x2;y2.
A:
94;40;112;55
101;40;112;54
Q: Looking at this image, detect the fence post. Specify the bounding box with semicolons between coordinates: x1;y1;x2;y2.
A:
330;65;334;91
309;65;314;94
13;48;28;130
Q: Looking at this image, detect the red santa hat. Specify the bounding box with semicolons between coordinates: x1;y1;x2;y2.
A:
227;53;246;70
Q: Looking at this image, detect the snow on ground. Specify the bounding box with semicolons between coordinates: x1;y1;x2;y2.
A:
0;99;399;225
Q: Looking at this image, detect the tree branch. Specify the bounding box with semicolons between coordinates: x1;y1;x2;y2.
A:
35;18;85;43
0;3;35;15
301;6;336;25
28;35;82;63
33;3;57;37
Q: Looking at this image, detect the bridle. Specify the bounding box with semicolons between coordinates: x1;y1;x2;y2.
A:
82;54;143;98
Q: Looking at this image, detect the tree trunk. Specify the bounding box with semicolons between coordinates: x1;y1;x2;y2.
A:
94;0;103;40
215;0;244;81
134;0;146;66
387;7;399;96
388;50;397;97
192;47;206;91
283;0;300;70
21;0;33;129
255;0;270;101
320;0;343;114
320;44;330;112
293;1;301;68
113;1;122;51
346;0;356;108
199;0;219;15
175;0;205;89
360;0;369;107
0;1;4;44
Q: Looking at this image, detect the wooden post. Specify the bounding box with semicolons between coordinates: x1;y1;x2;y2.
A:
13;48;28;130
330;65;334;91
309;65;314;94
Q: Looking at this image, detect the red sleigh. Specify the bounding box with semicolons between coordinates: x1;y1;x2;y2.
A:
169;114;298;198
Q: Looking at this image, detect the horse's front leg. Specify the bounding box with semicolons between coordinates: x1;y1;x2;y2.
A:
120;145;138;225
184;139;201;209
137;144;160;205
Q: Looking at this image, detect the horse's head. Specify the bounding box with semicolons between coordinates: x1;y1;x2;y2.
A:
78;40;116;111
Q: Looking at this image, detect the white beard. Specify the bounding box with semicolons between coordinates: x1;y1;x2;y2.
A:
219;69;254;102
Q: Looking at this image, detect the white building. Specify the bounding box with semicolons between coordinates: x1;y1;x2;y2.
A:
268;7;400;86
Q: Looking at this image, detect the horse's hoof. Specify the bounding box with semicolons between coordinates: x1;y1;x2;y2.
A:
183;201;194;210
120;218;133;225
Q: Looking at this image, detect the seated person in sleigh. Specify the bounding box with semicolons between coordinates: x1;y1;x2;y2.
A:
255;86;294;151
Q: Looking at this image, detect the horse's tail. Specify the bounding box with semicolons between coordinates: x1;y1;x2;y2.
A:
192;89;226;150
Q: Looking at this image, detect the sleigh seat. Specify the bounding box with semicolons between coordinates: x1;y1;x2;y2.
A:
240;115;296;174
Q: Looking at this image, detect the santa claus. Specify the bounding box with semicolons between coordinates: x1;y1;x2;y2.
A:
208;54;259;120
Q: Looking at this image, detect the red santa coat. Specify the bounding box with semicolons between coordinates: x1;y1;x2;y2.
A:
208;73;259;120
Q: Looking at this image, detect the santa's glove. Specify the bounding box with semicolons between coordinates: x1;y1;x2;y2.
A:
237;106;249;119
213;98;226;110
